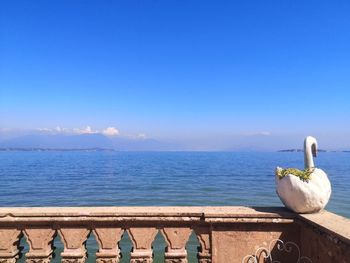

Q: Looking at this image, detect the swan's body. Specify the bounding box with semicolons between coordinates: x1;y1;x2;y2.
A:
275;136;331;213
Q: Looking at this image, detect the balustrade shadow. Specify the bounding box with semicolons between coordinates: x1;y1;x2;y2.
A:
119;230;132;263
52;233;63;263
152;231;166;263
86;232;98;263
17;233;28;263
187;230;200;263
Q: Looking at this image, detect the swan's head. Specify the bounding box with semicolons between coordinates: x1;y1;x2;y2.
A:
304;136;318;157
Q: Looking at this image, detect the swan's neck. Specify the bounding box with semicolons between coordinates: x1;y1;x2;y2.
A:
304;137;317;169
304;147;314;169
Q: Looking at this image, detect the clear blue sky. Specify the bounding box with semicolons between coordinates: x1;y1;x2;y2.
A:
0;1;349;148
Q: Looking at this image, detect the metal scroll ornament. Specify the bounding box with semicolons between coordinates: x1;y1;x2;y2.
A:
242;239;312;263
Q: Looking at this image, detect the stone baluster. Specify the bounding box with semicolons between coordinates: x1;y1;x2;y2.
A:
194;227;211;263
0;228;21;263
127;227;158;263
93;227;123;263
24;228;55;263
58;227;90;263
161;227;192;263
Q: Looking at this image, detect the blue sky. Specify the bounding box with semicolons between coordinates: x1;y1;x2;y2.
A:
1;1;350;149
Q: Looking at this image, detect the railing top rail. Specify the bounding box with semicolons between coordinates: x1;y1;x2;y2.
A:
0;206;349;262
1;206;349;244
0;206;294;218
298;210;350;244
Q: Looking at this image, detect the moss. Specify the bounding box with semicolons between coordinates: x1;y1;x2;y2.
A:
276;167;314;182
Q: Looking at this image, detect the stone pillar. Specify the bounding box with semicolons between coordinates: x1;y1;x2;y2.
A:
93;227;123;263
162;227;192;263
24;228;55;263
0;228;21;263
211;224;300;263
127;227;158;263
58;227;90;263
195;227;212;263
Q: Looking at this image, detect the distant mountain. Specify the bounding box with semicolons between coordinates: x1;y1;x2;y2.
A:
110;137;179;151
0;134;113;149
0;134;178;151
0;147;115;152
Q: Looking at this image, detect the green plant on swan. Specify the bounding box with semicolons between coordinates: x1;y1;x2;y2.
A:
276;167;315;182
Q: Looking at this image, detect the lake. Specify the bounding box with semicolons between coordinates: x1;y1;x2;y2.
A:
0;151;349;262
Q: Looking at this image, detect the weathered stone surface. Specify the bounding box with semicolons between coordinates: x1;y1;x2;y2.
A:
0;207;349;263
162;228;192;249
26;259;51;263
24;228;55;263
96;259;119;263
59;227;90;263
162;227;191;263
298;210;350;243
300;220;350;263
212;224;300;263
128;227;158;262
61;259;86;263
130;259;152;263
164;259;187;263
195;227;211;263
128;227;158;250
0;259;17;263
0;206;295;220
93;227;123;263
297;210;350;263
0;228;21;262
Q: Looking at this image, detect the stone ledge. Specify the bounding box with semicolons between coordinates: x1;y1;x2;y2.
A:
0;206;349;263
0;206;348;244
298;210;350;244
0;206;294;218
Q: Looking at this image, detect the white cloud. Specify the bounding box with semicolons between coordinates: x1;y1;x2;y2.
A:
137;133;147;139
37;126;70;134
102;127;120;136
35;126;120;136
34;125;125;137
244;131;271;136
259;131;271;136
54;126;70;133
37;128;52;132
73;126;98;135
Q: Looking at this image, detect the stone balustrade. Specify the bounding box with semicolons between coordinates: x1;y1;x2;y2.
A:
0;207;349;263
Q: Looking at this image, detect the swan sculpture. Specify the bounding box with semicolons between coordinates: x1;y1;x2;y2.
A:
275;136;331;213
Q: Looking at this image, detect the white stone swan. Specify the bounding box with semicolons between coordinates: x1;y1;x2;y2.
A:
275;136;332;213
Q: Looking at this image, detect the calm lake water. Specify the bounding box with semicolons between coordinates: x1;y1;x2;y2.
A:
0;151;349;262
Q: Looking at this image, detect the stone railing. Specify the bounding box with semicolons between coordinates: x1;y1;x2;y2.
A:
0;207;349;263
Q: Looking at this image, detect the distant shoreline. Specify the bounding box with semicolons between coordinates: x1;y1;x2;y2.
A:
0;148;116;152
0;147;349;152
277;149;348;153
